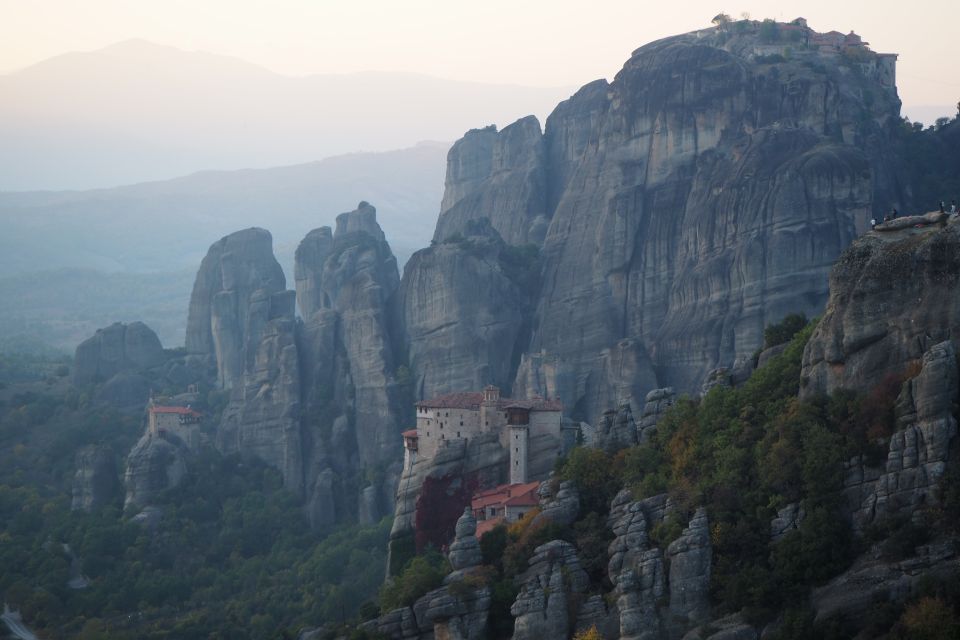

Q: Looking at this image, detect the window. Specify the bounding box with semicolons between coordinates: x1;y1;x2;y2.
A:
515;460;519;466
457;432;461;437
515;447;518;452
460;421;463;426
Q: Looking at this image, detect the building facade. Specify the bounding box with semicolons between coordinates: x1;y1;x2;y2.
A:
402;385;563;484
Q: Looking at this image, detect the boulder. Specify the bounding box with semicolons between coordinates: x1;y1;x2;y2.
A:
73;321;165;386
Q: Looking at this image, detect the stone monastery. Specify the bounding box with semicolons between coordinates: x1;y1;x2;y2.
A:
402;385;563;485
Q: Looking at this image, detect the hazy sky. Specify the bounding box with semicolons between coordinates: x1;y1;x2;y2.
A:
1;0;958;110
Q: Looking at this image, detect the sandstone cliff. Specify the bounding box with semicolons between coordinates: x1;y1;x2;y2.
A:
294;202;407;525
411;24;901;424
185;227;286;389
73;321;166;386
802;219;960;395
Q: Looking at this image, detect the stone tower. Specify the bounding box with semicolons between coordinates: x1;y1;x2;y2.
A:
509;423;529;484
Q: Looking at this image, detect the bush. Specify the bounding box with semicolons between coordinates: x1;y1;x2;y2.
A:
764;313;808;349
378;549;449;611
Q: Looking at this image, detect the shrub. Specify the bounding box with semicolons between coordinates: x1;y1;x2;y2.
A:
378;549;449;611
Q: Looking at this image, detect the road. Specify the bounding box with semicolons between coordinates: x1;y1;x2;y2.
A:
1;604;38;640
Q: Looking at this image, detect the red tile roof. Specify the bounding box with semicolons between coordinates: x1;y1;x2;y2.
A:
401;429;418;438
476;516;505;538
417;392;562;412
470;481;541;511
149;406;202;417
505;492;540;507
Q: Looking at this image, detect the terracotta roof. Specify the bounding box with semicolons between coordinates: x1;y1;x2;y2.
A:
401;429;418;438
505;493;539;507
476;516;505;538
470;481;540;511
417;392;562;412
150;406;202;417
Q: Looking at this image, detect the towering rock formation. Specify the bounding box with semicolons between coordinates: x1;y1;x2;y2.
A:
185;227;286;389
407;24;901;423
184;228;305;496
294;202;407;524
73;321;165;386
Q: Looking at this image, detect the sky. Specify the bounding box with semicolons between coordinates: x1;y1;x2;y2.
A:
1;0;958;115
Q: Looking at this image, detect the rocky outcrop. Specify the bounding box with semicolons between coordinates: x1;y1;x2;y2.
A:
411;25;902;424
179;227;309;497
874;210;948;231
595;404;639;452
434;118;548;247
605;492;713;639
389;433;508;574
124;432;189;509
399;219;535;401
295;202;406;524
638;388;675;442
532;479;580;527
844;341;958;530
73;322;165;386
71;445;119;511
218;291;303;494
802;221;960;396
770;503;805;542
811;540;960;626
667;508;712;631
185;227;286;390
511;540;590;640
369;507;491;640
447;507;482;574
370;581;492;640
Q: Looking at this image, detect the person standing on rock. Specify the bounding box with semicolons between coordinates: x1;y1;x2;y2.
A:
951;200;957;215
940;200;946;214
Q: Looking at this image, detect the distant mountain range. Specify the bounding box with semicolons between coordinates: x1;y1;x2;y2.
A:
0;142;449;351
0;39;573;190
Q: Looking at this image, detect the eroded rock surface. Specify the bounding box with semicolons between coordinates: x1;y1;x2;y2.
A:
73;322;165;386
294;201;406;524
72;445;119;511
124;432;189;510
185;227;286;390
511;540;589;640
399;219;535;401
844;341;958;530
802;222;960;396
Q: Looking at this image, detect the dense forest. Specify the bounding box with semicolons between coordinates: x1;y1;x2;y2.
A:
0;353;389;639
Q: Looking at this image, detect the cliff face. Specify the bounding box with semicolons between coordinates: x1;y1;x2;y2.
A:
399;219;535;400
802;220;960;395
185;227;287;389
415;27;899;422
184;228;306;497
294;202;407;525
